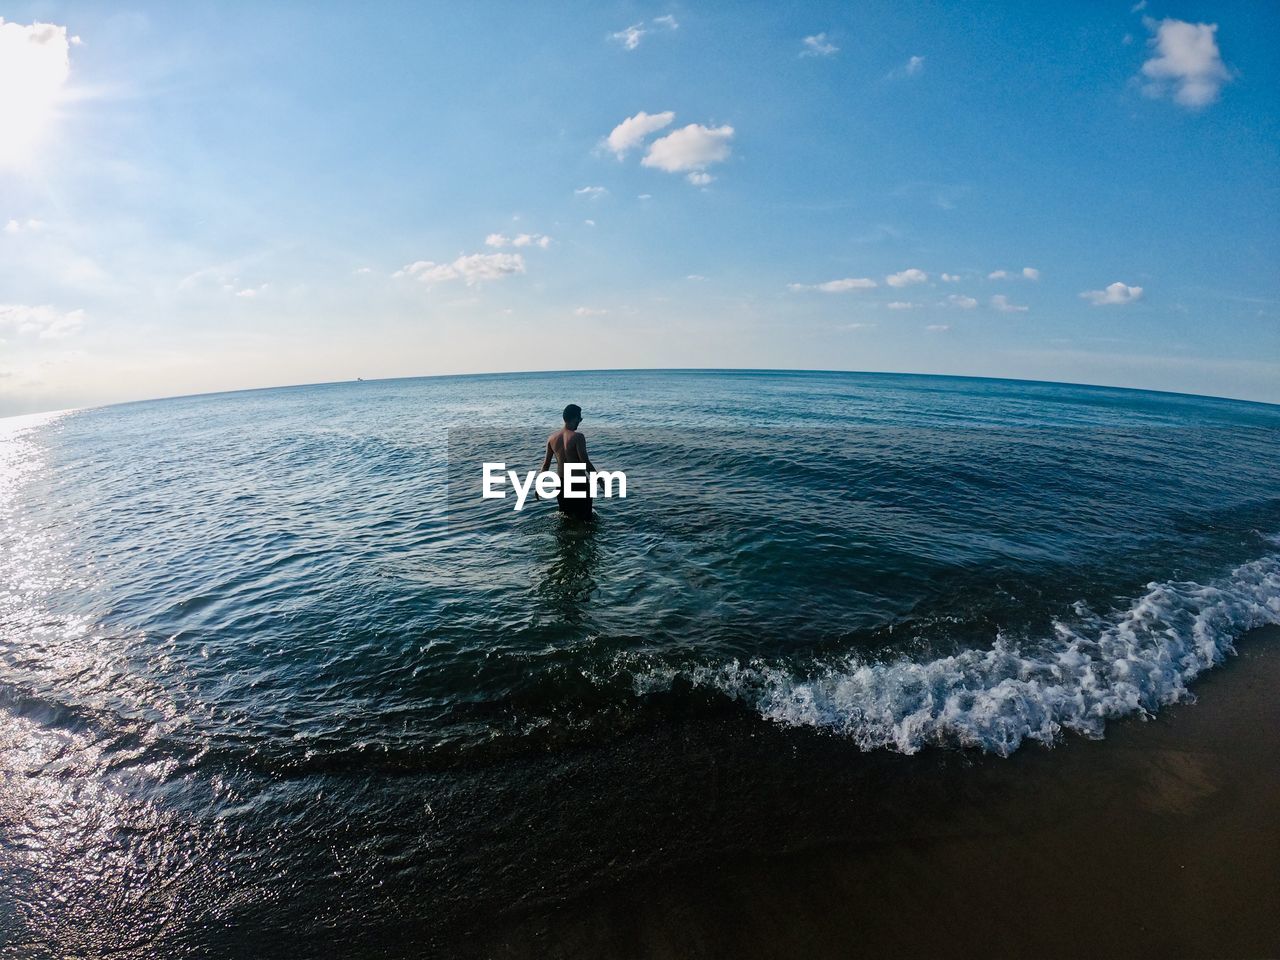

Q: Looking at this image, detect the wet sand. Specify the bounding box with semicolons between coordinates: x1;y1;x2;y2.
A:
482;626;1280;959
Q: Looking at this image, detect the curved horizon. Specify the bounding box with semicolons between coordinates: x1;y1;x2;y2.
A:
8;365;1277;422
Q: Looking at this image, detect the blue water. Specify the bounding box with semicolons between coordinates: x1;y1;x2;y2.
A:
1;370;1278;956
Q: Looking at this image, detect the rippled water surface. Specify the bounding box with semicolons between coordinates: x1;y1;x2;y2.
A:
2;370;1278;956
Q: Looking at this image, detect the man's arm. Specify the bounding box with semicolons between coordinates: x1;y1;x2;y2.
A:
534;440;554;499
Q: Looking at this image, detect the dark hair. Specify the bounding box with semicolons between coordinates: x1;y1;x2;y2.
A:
563;403;582;423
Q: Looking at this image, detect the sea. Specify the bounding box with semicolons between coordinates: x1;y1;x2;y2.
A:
1;369;1278;957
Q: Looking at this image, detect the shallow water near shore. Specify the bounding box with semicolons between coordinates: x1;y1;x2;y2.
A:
1;370;1278;956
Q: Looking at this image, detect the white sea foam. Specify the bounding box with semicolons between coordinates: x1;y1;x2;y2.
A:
630;547;1280;755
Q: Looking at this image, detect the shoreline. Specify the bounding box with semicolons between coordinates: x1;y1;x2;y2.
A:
481;625;1280;959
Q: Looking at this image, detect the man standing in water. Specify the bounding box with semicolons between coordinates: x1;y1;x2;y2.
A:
540;404;594;519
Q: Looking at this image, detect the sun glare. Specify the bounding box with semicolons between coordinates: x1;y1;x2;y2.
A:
0;19;74;167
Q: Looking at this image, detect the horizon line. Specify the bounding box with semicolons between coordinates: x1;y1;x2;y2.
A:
5;365;1278;423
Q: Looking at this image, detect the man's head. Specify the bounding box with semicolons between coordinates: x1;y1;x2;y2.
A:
562;403;582;428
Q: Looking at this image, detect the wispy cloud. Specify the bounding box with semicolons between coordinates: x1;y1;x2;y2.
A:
610;15;679;51
0;303;84;338
926;323;950;332
788;277;877;293
887;55;925;79
574;185;608;199
610;23;646;50
1080;282;1143;306
886;301;916;310
990;294;1028;313
946;294;977;309
487;232;552;249
990;267;1040;280
800;34;838;58
885;268;928;288
3;218;44;233
1140;18;1231;109
395;252;526;287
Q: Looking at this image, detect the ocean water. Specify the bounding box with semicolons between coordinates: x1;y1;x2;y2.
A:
2;370;1278;956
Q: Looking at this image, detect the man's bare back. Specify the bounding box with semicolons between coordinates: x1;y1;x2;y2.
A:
540;405;594;517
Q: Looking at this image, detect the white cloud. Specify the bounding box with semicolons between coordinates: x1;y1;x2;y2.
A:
575;185;608;199
788;277;877;293
513;233;552;249
686;171;714;186
0;18;73;166
886;268;928;288
485;233;509;247
610;15;678;50
234;285;267;298
686;274;707;281
845;322;877;330
1141;19;1231;108
940;273;961;282
583;219;596;226
637;193;652;200
926;324;950;332
1132;1;1147;11
573;306;608;317
0;303;84;338
990;294;1028;313
3;217;43;233
991;267;1040;281
642;123;734;174
610;23;646;50
946;294;978;309
353;267;373;275
887;55;925;79
605;110;676;158
886;301;916;310
801;34;838;57
1080;282;1143;306
395;252;526;287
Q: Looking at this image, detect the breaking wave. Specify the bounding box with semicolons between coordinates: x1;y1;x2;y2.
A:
630;544;1280;756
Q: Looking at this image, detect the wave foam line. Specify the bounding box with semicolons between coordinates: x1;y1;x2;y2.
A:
632;549;1280;756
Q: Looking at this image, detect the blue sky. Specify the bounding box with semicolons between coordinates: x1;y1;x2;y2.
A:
1;0;1277;414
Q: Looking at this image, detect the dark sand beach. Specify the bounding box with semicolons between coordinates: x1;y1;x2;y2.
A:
484;626;1280;959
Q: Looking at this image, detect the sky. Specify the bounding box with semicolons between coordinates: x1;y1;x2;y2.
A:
0;0;1277;415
